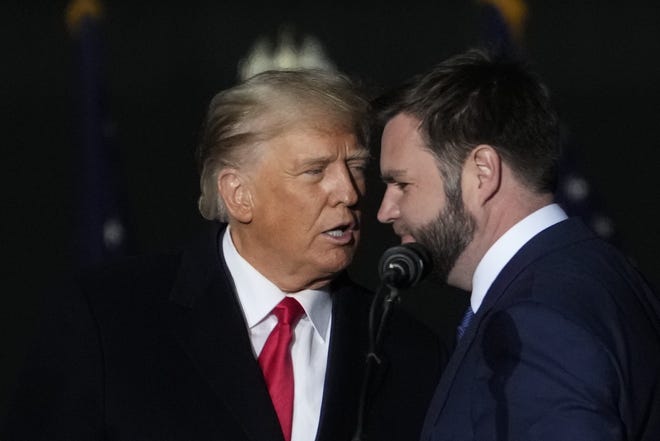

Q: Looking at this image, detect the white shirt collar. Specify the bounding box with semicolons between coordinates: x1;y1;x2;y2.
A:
221;226;332;341
470;203;568;312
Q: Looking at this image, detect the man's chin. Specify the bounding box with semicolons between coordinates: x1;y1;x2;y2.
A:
318;250;354;273
399;234;417;244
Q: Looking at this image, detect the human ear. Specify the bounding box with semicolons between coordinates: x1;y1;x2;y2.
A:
217;169;253;223
470;144;501;204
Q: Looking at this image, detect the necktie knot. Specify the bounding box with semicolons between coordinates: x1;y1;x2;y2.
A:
273;297;305;326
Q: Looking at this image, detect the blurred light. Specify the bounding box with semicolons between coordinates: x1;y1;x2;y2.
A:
238;27;335;80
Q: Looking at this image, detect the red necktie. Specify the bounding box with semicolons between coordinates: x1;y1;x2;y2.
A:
258;297;305;441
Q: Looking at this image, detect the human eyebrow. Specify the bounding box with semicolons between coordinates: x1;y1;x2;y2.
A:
296;149;371;173
298;157;332;169
380;170;406;183
346;149;372;163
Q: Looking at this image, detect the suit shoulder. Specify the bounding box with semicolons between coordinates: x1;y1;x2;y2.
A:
513;233;653;301
502;236;660;347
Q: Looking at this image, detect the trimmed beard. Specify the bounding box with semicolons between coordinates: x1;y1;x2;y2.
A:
413;191;476;283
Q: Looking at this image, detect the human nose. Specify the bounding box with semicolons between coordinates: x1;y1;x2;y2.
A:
377;186;399;223
331;164;361;207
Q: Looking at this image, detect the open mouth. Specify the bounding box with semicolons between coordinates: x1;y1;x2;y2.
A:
325;227;349;238
323;221;358;242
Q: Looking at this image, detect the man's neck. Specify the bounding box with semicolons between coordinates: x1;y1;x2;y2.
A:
448;191;554;291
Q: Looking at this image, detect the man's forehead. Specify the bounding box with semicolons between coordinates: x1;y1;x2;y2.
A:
383;112;422;133
266;126;368;161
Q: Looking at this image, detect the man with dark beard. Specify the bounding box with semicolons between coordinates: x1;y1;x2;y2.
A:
374;47;660;441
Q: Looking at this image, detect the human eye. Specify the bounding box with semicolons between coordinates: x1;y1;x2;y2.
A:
298;159;328;177
348;159;368;176
382;175;409;191
387;181;412;193
304;167;324;176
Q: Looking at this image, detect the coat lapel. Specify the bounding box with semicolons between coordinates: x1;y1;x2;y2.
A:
164;223;284;441
419;310;479;439
315;278;369;441
421;218;596;438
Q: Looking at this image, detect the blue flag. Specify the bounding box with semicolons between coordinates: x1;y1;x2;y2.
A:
66;0;134;266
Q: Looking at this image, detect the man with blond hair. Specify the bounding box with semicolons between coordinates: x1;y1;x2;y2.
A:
4;69;442;441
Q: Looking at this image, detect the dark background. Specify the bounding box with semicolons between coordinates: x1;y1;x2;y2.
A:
3;0;659;421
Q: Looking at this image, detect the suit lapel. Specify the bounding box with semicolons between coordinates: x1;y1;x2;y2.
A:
421;218;596;438
419;308;479;439
164;223;284;441
315;279;369;441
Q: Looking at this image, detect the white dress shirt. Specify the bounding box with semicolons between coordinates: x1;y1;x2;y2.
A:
222;227;332;441
470;203;568;313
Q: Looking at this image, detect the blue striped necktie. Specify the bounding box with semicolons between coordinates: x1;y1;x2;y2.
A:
456;306;475;343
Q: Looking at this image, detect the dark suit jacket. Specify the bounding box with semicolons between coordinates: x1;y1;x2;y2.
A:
421;218;660;441
4;223;443;441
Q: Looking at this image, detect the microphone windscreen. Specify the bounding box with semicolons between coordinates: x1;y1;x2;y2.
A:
378;242;432;289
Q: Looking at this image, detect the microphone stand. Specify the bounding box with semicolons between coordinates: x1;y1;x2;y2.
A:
351;242;431;441
351;282;400;441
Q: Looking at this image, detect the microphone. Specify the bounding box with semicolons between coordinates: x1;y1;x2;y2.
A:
352;242;433;441
378;242;432;289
